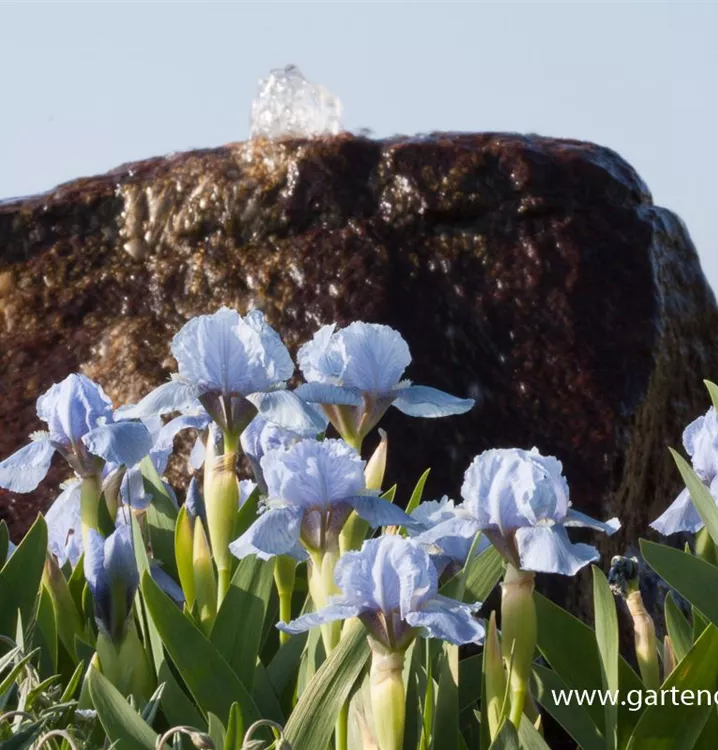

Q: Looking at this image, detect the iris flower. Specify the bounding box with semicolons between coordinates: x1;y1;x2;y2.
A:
278;535;485;648
296;322;474;445
651;407;718;535
422;448;620;576
410;497;490;575
229;438;414;561
118;307;322;438
0;373;152;494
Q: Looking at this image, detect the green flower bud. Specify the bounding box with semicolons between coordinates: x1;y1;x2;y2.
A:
175;505;196;609
203;429;239;602
193;521;218;635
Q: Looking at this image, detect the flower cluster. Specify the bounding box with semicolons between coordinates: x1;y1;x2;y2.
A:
0;307;631;750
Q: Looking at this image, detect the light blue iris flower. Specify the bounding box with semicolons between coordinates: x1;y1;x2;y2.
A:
421;448;620;576
278;535;485;648
229;438;415;561
240;411;327;491
410;497;490;575
651;408;718;535
296;322;474;441
84;525;139;641
0;374;152;494
117;307;322;437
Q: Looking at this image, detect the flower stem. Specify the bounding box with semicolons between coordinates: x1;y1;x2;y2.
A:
501;564;537;729
626;589;660;690
275;556;297;646
335;704;349;750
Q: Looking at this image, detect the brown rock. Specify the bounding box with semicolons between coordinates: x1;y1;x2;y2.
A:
1;134;716;595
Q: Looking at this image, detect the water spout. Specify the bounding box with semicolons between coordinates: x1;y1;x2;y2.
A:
249;65;343;139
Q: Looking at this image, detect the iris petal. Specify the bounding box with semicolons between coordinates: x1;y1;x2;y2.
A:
295;382;363;407
515;525;599;575
83;421;153;467
650;487;704;535
277;602;363;635
46;480;83;566
0;438;55;493
347;493;417;530
248;390;328;433
564;509;620;535
229;506;304;560
393;385;474;418
405;596;484;645
116;380;199;420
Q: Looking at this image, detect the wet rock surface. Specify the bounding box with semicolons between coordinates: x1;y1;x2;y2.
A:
1;133;717;602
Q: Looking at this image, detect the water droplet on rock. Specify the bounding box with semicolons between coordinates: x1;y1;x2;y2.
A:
250;65;342;139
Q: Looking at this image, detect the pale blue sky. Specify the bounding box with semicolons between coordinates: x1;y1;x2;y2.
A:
1;2;717;288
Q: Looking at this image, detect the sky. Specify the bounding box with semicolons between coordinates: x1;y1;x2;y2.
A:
1;2;717;288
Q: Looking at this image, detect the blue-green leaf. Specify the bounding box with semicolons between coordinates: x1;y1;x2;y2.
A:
0;516;47;637
530;665;604;750
284;621;370;749
141;571;259;726
626;625;718;749
88;665;157;750
210;555;274;690
664;592;692;664
593;566;619;750
641;539;718;626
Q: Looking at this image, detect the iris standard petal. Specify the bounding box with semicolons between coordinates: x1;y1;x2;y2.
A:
46;480;83;566
347;493;417;530
37;373;113;445
248;389;329;433
277;601;363;635
392;385;474;418
515;525;599;575
336;322;411;394
261;439;366;510
172;307;294;396
294;382;363;407
563;509;621;535
333;536;437;617
297;324;346;384
650;487;704;535
0;438;55;493
116;379;199;421
229;506;304;559
83;421;154;467
405;596;485;645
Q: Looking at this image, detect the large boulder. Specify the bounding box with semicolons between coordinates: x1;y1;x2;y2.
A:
1;133;716;580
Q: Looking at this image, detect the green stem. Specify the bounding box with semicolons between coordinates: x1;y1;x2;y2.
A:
80;473;103;547
335;703;348;750
278;596;291;646
501;564;537;729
